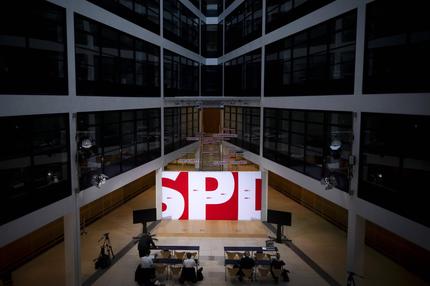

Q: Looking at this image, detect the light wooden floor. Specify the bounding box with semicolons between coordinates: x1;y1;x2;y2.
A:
155;220;269;238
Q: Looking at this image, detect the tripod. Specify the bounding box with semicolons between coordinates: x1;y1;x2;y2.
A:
99;232;115;259
346;271;363;286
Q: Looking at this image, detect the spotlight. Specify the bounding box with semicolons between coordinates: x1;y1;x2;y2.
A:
92;174;108;188
81;138;93;149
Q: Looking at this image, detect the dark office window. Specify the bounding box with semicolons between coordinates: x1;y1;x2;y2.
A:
0;1;67;95
202;0;223;16
202;24;223;57
88;0;160;34
363;1;430;93
202;65;222;96
75;14;160;97
189;0;200;9
263;108;352;191
266;10;356;96
266;0;334;33
77;108;161;189
164;0;199;53
225;0;262;52
359;113;430;227
164;49;199;97
224;106;260;154
225;0;235;9
0;114;70;225
164;107;199;154
225;49;261;97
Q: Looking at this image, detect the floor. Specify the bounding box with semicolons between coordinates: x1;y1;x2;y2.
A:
9;146;428;286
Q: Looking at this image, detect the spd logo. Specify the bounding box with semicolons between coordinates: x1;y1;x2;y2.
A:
162;171;262;220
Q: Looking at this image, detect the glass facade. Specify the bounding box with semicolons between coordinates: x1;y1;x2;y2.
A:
225;0;262;53
164;107;199;154
77;109;161;190
164;0;200;53
224;106;260;154
266;0;334;33
0;114;70;225
202;0;223;17
224;49;261;97
265;10;356;96
364;1;430;93
0;1;67;95
164;49;200;97
264;108;353;191
75;14;160;97
88;0;160;34
201;24;223;58
202;65;222;97
359;113;430;227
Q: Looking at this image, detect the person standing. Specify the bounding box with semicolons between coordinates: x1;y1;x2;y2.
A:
138;233;157;257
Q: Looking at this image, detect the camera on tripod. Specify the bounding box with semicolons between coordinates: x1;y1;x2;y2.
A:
94;232;115;270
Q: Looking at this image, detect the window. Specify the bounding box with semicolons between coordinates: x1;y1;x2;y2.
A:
224;106;260;154
265;10;356;96
164;50;199;97
75;14;160;97
266;0;334;33
202;24;223;57
77;108;161;189
164;0;199;53
0;1;67;94
225;0;262;52
364;1;430;93
88;0;160;34
225;49;261;97
263;108;353;191
202;65;222;96
164;107;199;154
0;114;70;225
359;113;430;227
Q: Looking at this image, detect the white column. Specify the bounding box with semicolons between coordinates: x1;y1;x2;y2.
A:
64;3;81;285
155;167;163;220
260;167;268;221
353;0;366;96
346;211;365;276
64;113;81;286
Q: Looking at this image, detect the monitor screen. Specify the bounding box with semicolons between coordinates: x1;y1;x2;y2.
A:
133;208;156;224
267;209;292;226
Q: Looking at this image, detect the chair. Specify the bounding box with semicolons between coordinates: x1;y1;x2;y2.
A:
189;251;198;259
242;268;254;281
154;264;168;279
159;250;172;259
255;252;268;261
170;265;182;280
174;251;185;259
226;266;239;281
225;251;237;260
257;267;270;280
235;252;244;259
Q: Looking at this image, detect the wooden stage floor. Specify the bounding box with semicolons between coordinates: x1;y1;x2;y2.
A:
154;220;270;238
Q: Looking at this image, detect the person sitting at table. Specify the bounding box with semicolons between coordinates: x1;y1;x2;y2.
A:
270;252;289;282
179;252;197;284
237;251;255;281
135;249;161;286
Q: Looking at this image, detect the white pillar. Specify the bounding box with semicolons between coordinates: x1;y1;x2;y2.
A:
64;3;81;285
64;112;81;286
260;167;268;221
346;211;365;276
155;168;163;220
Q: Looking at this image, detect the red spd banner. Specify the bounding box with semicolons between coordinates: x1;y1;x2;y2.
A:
162;171;262;220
